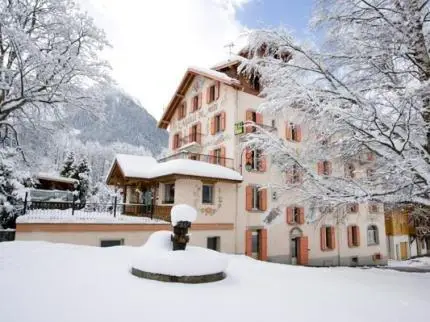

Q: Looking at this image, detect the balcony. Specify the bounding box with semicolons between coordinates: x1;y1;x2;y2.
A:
158;151;235;169
178;133;203;152
236;121;277;135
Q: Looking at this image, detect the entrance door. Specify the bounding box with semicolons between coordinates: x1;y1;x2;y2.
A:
297;236;309;265
400;242;408;260
291;237;299;265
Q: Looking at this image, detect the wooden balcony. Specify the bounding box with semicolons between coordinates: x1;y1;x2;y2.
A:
158;151;235;169
124;203;172;222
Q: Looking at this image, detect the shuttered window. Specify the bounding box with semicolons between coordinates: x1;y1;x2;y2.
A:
245;185;267;211
320;225;336;251
348;225;360;247
285;122;302;142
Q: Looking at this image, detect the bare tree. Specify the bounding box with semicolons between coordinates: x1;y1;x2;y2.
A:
239;0;430;230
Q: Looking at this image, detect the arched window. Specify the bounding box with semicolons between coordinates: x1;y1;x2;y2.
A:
367;225;379;245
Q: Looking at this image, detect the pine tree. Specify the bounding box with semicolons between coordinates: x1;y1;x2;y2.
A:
0;149;25;229
60;152;76;178
74;157;91;204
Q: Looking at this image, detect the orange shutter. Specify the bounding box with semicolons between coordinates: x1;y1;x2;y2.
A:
221;111;226;131
317;161;324;175
296;125;302;142
245;185;253;211
245;148;253;167
259;188;267;211
330;226;336;250
245;110;254;133
298;207;305;224
355;226;361;246
206;87;211;104
320;226;327;251
210;117;215;135
245;230;252;256
347;226;353;248
198;93;202;109
197;122;202;144
286;207;293;224
220;146;226;166
285;121;292;140
215;81;220;100
188;127;193;143
209;150;215;164
256;112;263;125
259;229;268;261
367;152;374;161
258;155;267;172
298;236;309;265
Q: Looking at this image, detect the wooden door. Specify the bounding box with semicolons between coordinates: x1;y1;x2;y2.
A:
400;242;408;260
297;236;309;265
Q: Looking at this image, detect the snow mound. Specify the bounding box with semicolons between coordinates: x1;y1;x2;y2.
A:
171;204;197;226
132;231;228;276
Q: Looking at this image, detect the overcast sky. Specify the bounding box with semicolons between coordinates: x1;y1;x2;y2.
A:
79;0;313;120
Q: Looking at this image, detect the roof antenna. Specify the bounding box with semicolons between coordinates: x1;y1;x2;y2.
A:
224;42;234;56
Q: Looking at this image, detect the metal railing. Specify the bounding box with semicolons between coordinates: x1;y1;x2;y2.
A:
158;151;235;169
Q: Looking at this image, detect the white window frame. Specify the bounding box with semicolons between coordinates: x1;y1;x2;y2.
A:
367;225;379;245
163;183;175;204
202;184;214;204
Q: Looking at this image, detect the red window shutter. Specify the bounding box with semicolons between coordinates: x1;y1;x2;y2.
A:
197;122;202;144
221;111;226;131
330;226;336;250
286;207;293;224
206;87;211;104
188;127;193;143
259;229;268;261
298;207;305;224
245;148;253;166
320;226;327;251
220;146;226;166
215;81;220;100
245;185;253;211
367;152;374;161
256;112;263;125
298;236;309;265
209;150;215;164
259;188;267;211
347;226;353;248
296;125;302;142
246;110;254;133
317;161;324;175
198;93;202;109
355;226;361;246
285;121;292;140
245;230;252;256
258;155;267;172
210;117;216;135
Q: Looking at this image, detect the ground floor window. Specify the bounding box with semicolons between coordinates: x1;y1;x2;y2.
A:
207;236;220;251
252;231;260;254
164;183;175;204
100;239;124;247
367;225;379;245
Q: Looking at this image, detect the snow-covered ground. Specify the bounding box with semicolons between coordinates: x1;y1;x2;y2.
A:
17;209;168;224
388;256;430;268
0;241;429;322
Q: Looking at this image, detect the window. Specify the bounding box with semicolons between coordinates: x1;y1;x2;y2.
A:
178;103;186;119
271;119;276;128
367;168;375;179
367;225;379;245
348;225;360;247
214;114;222;133
318;160;332;176
291;124;300;141
100;239;124;247
192;95;199;111
287;207;303;224
321;225;335;251
189;154;200;161
286;122;302;142
173;133;181;149
208;85;216;103
289;164;301;184
207;236;220;251
191;124;198;142
247;149;263;171
369;203;379;213
213;148;222;165
347;203;359;213
164;183;175;204
252;186;261;210
202;184;214;204
345;163;355;178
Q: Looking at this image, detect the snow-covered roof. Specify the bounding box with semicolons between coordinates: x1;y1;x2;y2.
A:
210;56;245;70
17;209;168;224
36;173;79;184
108;154;242;183
158;65;242;129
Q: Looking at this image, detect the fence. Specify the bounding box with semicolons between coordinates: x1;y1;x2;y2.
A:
0;229;15;242
21;193;171;222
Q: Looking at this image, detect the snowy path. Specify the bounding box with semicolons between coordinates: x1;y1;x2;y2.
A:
0;241;429;322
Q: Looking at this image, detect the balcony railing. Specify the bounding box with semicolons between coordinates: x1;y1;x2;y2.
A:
181;133;202;145
158;151;235;169
243;121;277;133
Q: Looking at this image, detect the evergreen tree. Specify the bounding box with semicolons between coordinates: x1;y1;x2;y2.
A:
0;149;25;229
74;157;91;204
60;152;76;178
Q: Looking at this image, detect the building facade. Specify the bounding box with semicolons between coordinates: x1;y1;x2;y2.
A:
158;59;388;266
